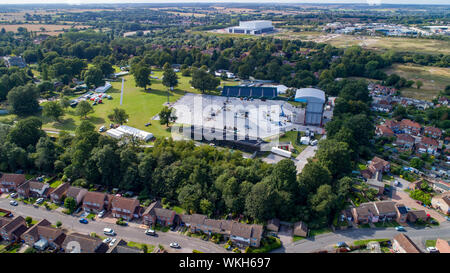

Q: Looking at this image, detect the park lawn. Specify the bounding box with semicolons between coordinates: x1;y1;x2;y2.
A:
353;238;390;246
127;241;155;253
383;63;450;101
278;131;307;157
39;70;240;138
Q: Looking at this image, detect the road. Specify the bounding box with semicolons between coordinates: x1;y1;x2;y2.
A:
273;223;450;253
0;198;227;253
295;145;318;174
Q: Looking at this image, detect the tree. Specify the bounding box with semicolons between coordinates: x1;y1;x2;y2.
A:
43;101;64;122
190;68;220;93
133;64;151;90
32;136;58;172
56;221;62;228
410;157;424;170
25;216;33;226
59;96;71;109
416;80;423;89
84;66;104;88
245;181;276;222
316;139;352;179
162;63;179;90
199;199;214;217
159;106;177;126
76;100;94;119
6;84;40;116
64;197;77;213
108;108;129;125
7;117;45;149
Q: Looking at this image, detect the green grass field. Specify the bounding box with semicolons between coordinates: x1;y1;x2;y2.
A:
383;63;450;101
1;70;240;139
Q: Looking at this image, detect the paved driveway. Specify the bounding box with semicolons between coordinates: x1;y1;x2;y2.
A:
295;145;318;173
391;189;446;223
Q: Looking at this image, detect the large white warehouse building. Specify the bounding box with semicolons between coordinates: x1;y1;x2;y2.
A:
228;20;274;35
295;88;326;126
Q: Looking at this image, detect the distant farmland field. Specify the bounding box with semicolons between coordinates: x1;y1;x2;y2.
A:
0;24;90;35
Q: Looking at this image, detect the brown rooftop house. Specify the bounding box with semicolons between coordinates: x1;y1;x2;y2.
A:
266;218;280;233
66;186;88;205
293;221;308;237
187;214;208;232
50;182;70;204
229;222;263;248
435;238;450;253
62;233;107;253
0;173;26;193
142;201;163;226
82;191;109;213
106;239;143;253
392;234;422;253
374;201;397;221
0;216;27;242
407;210;428;223
17;180;50;199
110;196;141;221
22;219;66;251
352;202;379;224
369;157;390;173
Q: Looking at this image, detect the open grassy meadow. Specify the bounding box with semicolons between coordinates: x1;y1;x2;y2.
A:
383;63;450;101
1;69;240;139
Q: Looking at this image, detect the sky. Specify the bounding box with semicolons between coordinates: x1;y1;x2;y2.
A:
0;0;449;5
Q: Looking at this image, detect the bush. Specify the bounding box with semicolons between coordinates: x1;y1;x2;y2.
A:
24;247;37;253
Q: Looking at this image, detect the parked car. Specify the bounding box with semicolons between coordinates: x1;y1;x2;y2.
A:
9;200;18;206
145;122;151;127
98;210;106;218
169;242;180;249
98;126;106;133
170;225;176;231
35;198;44;204
103;228;116;236
102;238;112;244
9;192;18;198
79;218;88;224
145;229;156;236
426;247;438;253
336;242;347;248
109;238;117;247
74;207;82;214
395;226;406;231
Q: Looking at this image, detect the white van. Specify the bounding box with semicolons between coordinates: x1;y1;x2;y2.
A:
103;228;115;236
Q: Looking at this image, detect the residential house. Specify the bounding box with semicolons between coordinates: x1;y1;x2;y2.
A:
374;201;398;221
0;216;27;242
431;193;450;215
361;157;390;180
62;233;107;253
110;196;141;221
392;234;421;253
399;119;422;136
230;222;263;248
395;204;408;223
435;238;450;253
50;182;70;204
352;202;379;224
407;210;428;223
82;192;110;213
142;201;163;226
394;134;415;150
417;137;439;155
186;214;208;232
438;96;448;105
375;125;395;138
22;219;65;250
266;218;280;233
0;173;26;193
366;179;385;194
432;181;450;194
153;208;176;226
423;126;442;139
293;221;308;237
106;239;143;253
65;186;88;205
385;120;400;132
17;180;50;199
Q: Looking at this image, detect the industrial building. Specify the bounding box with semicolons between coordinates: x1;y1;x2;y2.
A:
295;88;326;126
3;56;26;68
227;20;274;35
95;82;112;93
221;86;277;99
106;125;153;142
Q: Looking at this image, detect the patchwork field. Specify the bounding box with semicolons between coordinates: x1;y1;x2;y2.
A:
383;63;450;101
